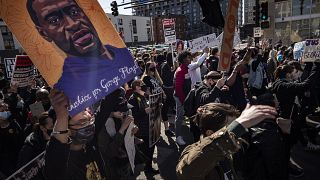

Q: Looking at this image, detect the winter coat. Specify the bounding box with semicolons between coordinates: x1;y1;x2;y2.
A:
17;128;47;168
128;92;149;138
271;63;320;118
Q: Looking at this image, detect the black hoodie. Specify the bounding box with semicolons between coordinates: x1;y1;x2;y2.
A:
271;63;320;118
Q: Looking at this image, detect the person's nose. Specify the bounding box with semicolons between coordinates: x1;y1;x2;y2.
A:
65;16;80;31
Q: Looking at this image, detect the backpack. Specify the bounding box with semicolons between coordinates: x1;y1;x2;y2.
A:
184;87;197;117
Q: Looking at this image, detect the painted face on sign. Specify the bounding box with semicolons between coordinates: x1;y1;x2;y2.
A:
27;0;104;57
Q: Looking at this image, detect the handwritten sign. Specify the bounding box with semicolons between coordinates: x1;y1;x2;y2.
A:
6;151;45;180
218;0;240;71
188;33;217;53
302;39;320;62
149;92;162;147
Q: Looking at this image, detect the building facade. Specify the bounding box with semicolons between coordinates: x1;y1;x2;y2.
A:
243;0;256;25
132;0;243;40
0;19;22;51
152;15;186;44
263;0;320;45
107;13;153;46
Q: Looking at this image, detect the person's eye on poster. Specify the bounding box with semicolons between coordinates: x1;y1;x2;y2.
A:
0;0;141;117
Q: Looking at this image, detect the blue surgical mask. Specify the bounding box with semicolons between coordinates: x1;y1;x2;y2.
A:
0;111;11;120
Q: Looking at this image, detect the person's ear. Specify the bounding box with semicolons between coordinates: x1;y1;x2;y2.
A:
205;130;214;136
36;26;52;42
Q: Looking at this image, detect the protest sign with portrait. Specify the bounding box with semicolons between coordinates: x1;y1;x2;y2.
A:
0;0;141;116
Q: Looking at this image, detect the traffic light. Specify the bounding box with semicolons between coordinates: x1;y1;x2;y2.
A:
111;1;118;16
261;21;270;29
260;2;268;21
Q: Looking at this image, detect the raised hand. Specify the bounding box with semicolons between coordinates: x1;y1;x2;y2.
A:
235;104;277;129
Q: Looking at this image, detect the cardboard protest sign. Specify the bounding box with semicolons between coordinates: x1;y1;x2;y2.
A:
124;122;136;173
162;19;176;44
6;151;45;180
11;55;35;87
29;102;45;117
149;92;162;147
4;58;15;79
188;33;217;53
218;0;240;71
0;0;141;116
216;31;241;50
302;39;320;62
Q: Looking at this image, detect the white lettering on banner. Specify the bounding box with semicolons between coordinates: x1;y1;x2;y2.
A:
6;151;45;180
188;32;240;54
302;39;320;62
100;76;121;92
68;94;92;111
188;33;217;53
119;64;140;79
67;63;139;112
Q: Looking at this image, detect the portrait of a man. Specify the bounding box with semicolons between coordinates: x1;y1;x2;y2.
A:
24;0;141;116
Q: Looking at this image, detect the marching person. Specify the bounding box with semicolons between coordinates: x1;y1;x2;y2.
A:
44;89;122;180
176;103;277;180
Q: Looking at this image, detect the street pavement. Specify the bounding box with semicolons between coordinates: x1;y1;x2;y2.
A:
133;115;320;180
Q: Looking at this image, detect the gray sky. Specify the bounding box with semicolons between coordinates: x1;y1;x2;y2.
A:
98;0;133;15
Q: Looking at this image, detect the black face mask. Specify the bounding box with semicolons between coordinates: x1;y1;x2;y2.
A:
71;124;95;145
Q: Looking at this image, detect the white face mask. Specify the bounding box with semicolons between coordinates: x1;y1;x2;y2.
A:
0;111;11;120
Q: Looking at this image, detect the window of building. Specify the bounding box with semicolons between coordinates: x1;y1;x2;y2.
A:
119;27;124;32
0;25;15;50
134;36;138;42
132;20;137;34
292;0;311;16
146;20;150;26
118;18;123;25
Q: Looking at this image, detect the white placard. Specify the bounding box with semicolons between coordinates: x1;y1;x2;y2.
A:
124;122;135;173
302;39;320;62
162;19;176;44
188;33;217;53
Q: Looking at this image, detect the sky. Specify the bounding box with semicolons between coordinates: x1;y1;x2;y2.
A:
98;0;133;15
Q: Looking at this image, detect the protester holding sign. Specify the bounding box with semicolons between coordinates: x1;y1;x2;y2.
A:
17;112;54;179
98;92;137;179
1;0;140;117
128;79;159;174
272;62;320;178
44;89;121;180
188;47;209;87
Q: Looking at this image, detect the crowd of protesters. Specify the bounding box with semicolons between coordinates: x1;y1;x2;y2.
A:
0;38;320;180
